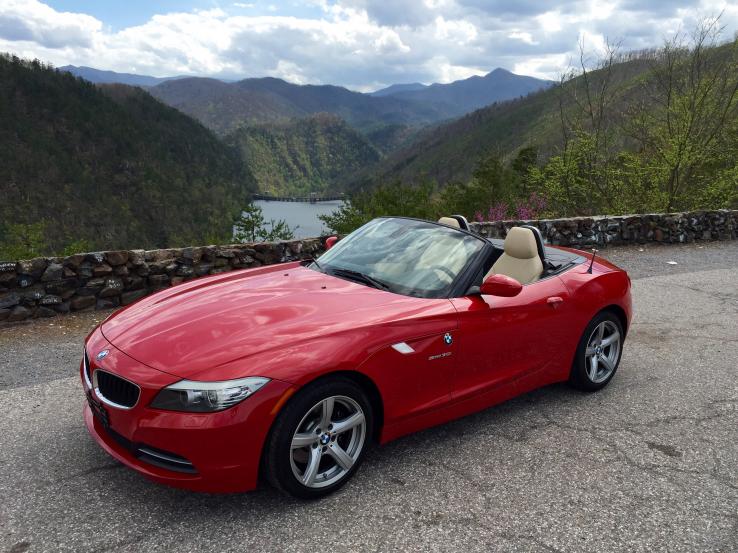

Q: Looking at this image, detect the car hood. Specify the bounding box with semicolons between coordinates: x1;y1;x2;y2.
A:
102;263;450;379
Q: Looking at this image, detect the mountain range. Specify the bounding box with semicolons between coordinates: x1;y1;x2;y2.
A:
57;64;553;195
62;64;553;135
58;65;186;87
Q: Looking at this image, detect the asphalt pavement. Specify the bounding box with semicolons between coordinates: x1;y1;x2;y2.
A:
1;240;736;552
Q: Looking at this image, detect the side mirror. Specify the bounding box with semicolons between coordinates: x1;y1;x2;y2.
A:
480;274;523;297
325;236;338;250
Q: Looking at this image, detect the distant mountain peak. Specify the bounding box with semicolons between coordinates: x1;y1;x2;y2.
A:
370;68;553;115
370;82;428;97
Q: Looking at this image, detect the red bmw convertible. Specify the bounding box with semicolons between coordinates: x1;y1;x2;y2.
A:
81;216;631;498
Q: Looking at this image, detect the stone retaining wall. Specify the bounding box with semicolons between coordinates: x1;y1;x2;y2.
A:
1;209;736;322
470;209;738;247
0;239;323;323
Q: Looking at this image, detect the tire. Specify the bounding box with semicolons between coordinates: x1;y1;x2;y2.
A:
570;310;624;391
263;377;373;499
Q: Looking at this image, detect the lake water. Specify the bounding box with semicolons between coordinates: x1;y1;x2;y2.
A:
254;200;344;238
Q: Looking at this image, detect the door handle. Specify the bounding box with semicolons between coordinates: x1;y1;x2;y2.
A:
547;296;564;308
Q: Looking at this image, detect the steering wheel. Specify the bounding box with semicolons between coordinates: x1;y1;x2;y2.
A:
426;265;456;281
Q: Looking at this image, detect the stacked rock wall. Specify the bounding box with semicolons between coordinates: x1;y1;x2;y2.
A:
470;210;737;247
1;210;736;322
0;240;322;322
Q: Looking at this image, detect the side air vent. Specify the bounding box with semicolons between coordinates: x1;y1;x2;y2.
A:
137;446;197;474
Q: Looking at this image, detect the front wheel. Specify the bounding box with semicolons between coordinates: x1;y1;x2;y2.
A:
570;311;624;391
263;377;373;498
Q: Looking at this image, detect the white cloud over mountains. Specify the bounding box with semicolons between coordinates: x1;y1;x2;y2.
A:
0;0;736;91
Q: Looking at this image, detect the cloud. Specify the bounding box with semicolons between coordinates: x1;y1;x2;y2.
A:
0;0;100;49
0;0;736;89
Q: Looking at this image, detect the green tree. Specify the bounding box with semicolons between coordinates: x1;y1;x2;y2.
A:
0;222;47;260
626;21;738;211
234;202;296;242
320;181;439;235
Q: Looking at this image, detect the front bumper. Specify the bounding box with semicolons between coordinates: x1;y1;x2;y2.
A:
82;328;293;493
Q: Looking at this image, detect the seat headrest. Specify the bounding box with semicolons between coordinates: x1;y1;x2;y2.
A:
521;224;546;261
438;217;460;228
504;227;539;259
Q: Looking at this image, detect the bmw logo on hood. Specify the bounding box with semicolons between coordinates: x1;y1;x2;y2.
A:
96;349;110;361
443;333;453;345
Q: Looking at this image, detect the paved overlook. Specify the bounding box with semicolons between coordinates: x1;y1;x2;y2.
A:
0;241;737;553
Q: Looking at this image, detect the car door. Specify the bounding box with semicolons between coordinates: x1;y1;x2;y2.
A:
449;275;572;402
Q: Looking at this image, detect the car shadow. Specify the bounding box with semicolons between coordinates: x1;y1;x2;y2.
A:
86;381;587;514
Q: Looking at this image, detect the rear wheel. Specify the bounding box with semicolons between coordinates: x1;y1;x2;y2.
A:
263;377;373;499
570;311;624;391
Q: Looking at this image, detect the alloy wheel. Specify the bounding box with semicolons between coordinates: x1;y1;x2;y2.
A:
289;395;366;489
584;320;621;383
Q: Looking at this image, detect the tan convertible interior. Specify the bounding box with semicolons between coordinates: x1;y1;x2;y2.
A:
485;226;544;284
437;217;545;285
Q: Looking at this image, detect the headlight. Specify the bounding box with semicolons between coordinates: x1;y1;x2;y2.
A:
150;377;270;412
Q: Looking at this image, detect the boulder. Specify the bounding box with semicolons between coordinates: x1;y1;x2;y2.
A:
77;262;94;278
148;274;170;287
99;278;124;297
17;257;48;277
20;285;45;303
96;297;120;310
37;306;57;318
121;289;147;305
41;263;64;282
129;249;146;265
105;250;129;266
62;253;86;269
44;279;79;295
85;252;106;264
39;294;62;306
0;271;16;286
0;292;21;309
124;275;145;290
92;263;113;277
8;305;32;322
70;295;96;311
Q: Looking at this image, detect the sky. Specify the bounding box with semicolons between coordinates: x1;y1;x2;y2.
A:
1;0;737;91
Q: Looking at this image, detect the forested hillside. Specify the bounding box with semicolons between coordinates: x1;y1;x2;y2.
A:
226;114;381;196
356;56;655;187
0;54;255;256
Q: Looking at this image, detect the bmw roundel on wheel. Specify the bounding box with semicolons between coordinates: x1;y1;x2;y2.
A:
81;216;632;498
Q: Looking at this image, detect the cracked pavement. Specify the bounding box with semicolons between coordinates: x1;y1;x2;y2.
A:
1;240;737;553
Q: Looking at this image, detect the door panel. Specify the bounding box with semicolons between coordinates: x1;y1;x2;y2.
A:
449;276;572;401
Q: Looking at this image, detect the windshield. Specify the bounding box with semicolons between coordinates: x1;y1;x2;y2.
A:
314;217;486;298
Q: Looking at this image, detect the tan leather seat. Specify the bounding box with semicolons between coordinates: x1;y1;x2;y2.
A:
486;227;543;285
438;217;460;228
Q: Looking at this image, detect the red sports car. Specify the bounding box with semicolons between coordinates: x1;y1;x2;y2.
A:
81;216;631;498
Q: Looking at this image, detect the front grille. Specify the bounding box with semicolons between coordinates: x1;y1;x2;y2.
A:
95;370;140;408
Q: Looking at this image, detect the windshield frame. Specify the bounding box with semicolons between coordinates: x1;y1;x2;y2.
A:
313;217;492;299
